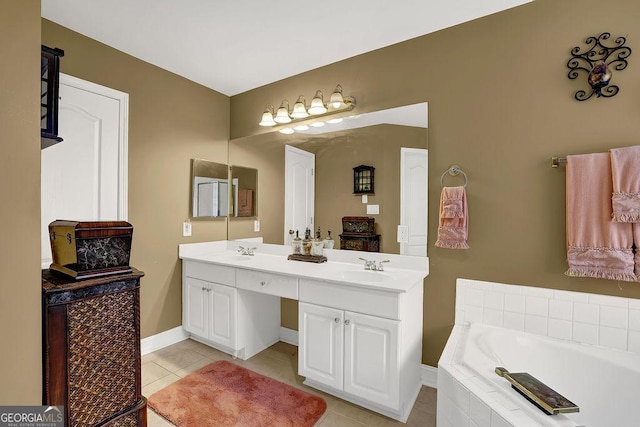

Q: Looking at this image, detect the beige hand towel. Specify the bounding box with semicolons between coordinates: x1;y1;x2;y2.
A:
565;153;635;281
610;145;640;222
435;186;469;249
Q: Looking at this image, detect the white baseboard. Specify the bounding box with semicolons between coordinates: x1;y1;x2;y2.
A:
279;327;298;346
421;364;438;388
141;326;190;356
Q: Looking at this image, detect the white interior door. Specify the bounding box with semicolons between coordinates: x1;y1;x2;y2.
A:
284;145;315;245
41;74;128;267
400;148;428;256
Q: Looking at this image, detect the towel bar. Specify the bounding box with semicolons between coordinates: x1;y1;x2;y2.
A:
551;157;567;167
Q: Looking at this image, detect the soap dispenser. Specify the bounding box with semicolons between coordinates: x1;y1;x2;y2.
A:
323;230;335;250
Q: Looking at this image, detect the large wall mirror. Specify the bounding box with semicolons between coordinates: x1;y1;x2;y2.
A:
191;158;229;218
227;103;428;257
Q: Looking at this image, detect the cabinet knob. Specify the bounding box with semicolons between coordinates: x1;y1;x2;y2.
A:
334;317;340;323
201;287;206;291
344;319;351;326
261;281;267;286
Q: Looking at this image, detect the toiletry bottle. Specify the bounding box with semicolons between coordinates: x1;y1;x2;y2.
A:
292;230;302;254
312;227;324;256
302;228;312;255
323;230;335;249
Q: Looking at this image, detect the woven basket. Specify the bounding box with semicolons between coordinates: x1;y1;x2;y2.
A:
67;291;139;426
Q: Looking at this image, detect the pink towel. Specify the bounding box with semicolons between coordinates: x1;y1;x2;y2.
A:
565;153;635;281
435;186;469;249
610;145;640;222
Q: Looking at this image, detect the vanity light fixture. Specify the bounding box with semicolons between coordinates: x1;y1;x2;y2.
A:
258;84;356;133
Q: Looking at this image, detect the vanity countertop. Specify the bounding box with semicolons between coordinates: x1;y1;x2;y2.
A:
179;241;428;293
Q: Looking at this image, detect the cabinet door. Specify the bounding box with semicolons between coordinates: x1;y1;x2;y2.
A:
344;311;400;410
298;302;344;390
184;277;208;337
209;283;237;349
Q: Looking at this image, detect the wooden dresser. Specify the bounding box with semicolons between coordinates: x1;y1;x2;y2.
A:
42;269;147;426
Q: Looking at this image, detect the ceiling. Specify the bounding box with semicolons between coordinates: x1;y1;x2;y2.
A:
42;0;532;96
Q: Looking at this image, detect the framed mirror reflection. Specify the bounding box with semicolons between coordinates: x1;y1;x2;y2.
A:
191;158;229;218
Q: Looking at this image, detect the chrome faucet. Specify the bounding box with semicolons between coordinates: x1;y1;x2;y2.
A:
237;246;256;256
359;258;390;271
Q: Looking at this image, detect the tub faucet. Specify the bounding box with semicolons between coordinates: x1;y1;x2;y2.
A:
237;246;256;256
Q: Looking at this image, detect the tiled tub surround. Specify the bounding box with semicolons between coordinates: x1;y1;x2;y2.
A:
437;279;640;427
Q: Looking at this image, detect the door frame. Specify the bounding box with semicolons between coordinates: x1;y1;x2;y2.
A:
59;73;129;220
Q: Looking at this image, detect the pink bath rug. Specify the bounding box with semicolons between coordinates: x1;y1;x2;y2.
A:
148;360;326;426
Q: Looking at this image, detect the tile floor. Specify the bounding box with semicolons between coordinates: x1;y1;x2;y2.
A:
142;339;437;426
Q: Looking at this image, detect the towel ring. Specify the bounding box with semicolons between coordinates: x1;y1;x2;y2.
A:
440;165;468;188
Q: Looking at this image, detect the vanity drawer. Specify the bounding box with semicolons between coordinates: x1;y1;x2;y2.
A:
299;279;399;319
183;261;236;286
236;269;298;299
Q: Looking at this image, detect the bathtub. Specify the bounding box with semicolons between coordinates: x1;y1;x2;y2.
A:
438;323;640;427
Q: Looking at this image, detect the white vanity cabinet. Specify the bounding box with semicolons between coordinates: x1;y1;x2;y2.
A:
183;262;238;352
184;277;236;348
179;242;427;423
298;278;422;422
299;302;400;409
182;260;283;360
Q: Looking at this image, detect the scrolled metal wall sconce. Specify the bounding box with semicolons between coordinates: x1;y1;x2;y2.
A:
567;32;631;101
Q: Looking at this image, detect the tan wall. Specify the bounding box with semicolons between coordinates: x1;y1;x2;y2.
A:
230;0;640;366
41;20;230;339
0;1;42;404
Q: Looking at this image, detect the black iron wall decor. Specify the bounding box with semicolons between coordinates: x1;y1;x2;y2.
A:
567;32;631;101
41;45;65;148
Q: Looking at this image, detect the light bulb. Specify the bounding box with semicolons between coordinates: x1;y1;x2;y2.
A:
259;107;276;126
329;85;345;109
308;90;327;115
274;101;291;124
291;95;309;119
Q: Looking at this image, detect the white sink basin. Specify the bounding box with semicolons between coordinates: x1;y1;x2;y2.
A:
220;255;254;262
340;270;391;282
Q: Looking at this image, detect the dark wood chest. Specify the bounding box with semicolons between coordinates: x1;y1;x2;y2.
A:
339;216;380;252
42;269;147;426
48;220;133;280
